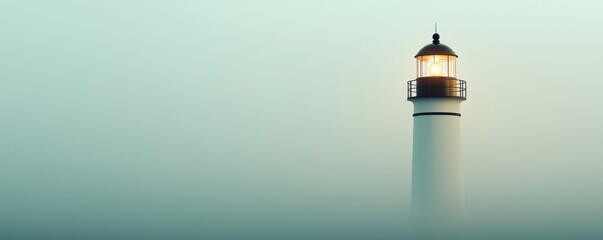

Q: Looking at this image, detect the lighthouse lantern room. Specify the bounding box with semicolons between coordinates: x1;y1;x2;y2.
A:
408;33;466;99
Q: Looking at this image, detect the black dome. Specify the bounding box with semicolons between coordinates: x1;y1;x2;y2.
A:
415;33;457;57
415;43;457;57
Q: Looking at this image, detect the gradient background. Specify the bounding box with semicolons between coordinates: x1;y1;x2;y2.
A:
1;0;602;239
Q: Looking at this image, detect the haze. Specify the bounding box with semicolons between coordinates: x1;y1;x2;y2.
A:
1;1;602;239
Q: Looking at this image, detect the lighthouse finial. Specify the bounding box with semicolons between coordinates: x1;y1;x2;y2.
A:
432;33;440;45
432;23;440;45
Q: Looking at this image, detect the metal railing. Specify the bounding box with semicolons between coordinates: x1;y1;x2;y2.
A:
407;78;466;99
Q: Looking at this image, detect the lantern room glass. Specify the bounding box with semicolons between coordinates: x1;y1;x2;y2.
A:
416;55;456;78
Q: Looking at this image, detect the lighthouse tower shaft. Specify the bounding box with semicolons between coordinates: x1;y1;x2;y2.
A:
410;98;464;231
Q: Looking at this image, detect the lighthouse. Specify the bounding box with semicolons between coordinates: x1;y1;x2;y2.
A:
408;32;466;235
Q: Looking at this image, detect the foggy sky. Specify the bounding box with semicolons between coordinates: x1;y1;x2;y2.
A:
1;1;602;239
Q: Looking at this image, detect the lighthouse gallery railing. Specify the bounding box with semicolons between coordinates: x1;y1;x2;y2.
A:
407;78;466;100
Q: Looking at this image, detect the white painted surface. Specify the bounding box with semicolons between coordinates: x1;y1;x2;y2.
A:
410;97;465;235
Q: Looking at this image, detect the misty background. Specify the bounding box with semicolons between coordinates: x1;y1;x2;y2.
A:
1;0;602;239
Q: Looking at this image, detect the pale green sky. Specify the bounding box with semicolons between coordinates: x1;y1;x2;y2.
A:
1;0;602;239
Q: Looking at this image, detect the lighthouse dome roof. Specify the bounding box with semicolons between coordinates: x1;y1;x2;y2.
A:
415;33;457;57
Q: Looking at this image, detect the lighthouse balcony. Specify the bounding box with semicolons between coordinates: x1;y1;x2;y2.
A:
407;77;466;100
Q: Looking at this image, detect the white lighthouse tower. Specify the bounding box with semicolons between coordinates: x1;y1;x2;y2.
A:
408;32;466;235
